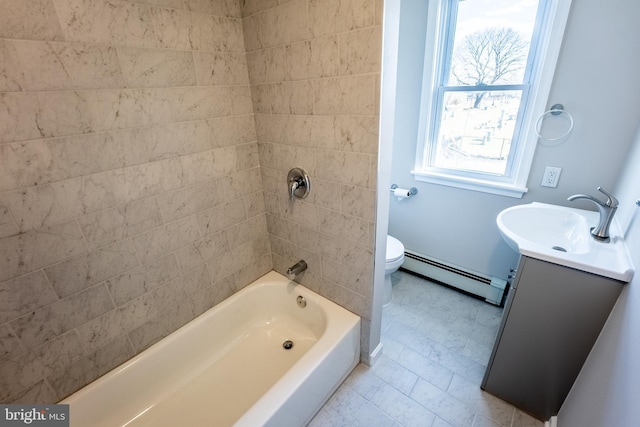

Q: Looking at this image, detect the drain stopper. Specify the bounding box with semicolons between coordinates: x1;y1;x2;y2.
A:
282;340;294;350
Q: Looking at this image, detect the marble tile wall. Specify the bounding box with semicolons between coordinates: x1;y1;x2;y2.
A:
0;0;271;403
242;0;382;359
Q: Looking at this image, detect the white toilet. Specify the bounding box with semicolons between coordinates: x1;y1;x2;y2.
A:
384;235;405;306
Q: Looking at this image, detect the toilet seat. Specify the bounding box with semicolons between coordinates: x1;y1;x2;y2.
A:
386;235;404;263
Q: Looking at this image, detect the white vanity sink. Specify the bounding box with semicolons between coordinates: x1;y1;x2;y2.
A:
497;202;634;281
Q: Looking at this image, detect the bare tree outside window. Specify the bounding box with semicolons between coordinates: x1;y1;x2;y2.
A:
450;27;528;108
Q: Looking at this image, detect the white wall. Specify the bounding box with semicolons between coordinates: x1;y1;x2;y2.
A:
557;124;640;426
389;0;640;279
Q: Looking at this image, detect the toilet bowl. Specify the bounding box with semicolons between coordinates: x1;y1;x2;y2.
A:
384;235;405;306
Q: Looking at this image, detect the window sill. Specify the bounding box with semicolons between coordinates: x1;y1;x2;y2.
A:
411;169;528;198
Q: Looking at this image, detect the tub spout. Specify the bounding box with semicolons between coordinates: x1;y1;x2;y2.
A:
287;260;307;280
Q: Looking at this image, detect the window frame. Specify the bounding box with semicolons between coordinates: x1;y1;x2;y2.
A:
412;0;573;198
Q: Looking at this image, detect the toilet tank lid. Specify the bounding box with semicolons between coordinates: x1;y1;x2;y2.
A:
386;235;404;261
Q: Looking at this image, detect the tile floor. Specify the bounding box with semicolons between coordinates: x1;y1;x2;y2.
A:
309;270;544;427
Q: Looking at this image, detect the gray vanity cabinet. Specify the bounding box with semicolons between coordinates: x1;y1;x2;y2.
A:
481;255;624;421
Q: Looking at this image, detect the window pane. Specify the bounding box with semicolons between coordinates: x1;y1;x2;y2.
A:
447;0;540;85
432;90;523;175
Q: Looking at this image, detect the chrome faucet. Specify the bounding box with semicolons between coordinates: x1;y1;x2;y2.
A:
567;187;619;241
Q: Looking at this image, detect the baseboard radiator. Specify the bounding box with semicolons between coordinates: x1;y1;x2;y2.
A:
402;250;508;306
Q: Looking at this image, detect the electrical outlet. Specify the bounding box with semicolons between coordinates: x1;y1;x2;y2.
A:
541;166;562;188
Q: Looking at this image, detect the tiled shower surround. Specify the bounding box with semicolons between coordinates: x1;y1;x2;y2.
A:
0;0;381;404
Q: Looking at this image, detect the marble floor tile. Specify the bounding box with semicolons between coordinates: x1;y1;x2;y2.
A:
310;270;545;427
396;347;453;392
369;382;436;427
410;378;476;427
368;354;419;396
325;384;397;427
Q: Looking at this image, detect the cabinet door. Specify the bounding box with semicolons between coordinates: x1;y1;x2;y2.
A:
481;256;622;420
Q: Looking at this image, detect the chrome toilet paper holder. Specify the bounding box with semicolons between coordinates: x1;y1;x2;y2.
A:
390;184;418;198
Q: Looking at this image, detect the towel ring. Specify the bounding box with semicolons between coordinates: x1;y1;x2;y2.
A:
535;104;574;141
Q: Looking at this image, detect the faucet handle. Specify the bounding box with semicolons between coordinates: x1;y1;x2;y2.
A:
597;187;619;207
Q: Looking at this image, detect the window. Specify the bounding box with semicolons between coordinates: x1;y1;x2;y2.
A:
413;0;572;197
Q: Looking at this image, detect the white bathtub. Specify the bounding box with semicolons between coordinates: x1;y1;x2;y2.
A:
62;271;360;427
